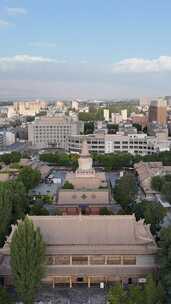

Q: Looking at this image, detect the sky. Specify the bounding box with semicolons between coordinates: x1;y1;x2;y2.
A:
0;0;171;99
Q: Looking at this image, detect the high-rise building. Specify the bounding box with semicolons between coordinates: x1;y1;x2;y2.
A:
121;109;127;120
0;131;15;148
111;113;122;124
72;100;79;111
148;99;167;125
28;115;81;149
14;100;46;116
103;109;110;121
139;96;150;107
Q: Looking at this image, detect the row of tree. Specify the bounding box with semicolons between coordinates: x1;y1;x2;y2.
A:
108;276;164;304
93;150;171;171
39;152;78;170
152;174;171;203
113;173;166;235
0;166;41;246
0;152;21;165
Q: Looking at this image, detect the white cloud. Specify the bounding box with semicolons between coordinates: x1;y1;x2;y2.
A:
0;54;66;71
29;42;57;48
6;7;27;16
113;56;171;73
0;19;11;28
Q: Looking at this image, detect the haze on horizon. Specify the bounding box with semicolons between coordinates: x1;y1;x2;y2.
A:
0;0;171;100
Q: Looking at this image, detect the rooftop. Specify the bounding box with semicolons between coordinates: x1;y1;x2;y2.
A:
6;215;156;247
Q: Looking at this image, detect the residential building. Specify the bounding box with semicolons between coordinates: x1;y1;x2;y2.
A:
148;99;167;125
131;113;148;129
28;115;81;149
0;131;15;149
139;97;150;107
121;109;127;120
104;109;110;121
0;214;158;287
14;100;46;116
67;132;170;155
111;113;122;124
0;132;6;148
147;122;168;138
72;100;79;111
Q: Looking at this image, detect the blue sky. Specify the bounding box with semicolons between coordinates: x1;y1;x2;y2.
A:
0;0;171;99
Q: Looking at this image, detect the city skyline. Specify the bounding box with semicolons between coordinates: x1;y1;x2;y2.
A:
0;0;171;99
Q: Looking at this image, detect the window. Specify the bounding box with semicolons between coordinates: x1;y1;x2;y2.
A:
72;256;88;265
90;255;105;265
55;256;70;265
47;256;54;265
107;256;121;265
123;256;136;265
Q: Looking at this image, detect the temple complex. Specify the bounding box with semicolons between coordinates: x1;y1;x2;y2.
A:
57;139;111;215
0;215;158;287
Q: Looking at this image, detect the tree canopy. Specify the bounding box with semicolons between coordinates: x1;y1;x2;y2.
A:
113;173;138;210
151;175;171;203
108;275;165;304
0;288;13;304
11;216;46;304
0;152;21;165
0;182;12;246
132;200;166;235
18;166;41;191
159;226;171;303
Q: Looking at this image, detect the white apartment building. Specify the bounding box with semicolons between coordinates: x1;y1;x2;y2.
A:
67;133;170;155
0;131;15;149
28;115;81;149
104;109;110;121
111;113;122;124
14;100;46;116
0;132;6;149
72;100;79;111
121;109;127;120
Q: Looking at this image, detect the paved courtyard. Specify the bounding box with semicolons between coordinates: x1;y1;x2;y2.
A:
35;287;107;304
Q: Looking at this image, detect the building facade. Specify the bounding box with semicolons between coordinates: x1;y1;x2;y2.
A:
28;115;81;149
104;109;110;121
0;131;15;149
14;100;46;116
0;215;158;287
67;133;170;155
148;99;167;125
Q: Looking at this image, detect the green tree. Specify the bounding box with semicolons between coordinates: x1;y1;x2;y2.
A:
18;166;41;191
161;182;171;203
0;288;12;304
8;180;29;223
99;207;113;215
29;204;49;215
132;123;142;132
144;275;165;304
159;226;171;303
114;173;137;210
63;181;74;189
108;283;127;304
0;152;21;165
11;216;46;304
84;122;94;134
127;285;144;304
0;182;12;246
133;201;166;235
151;176;164;192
